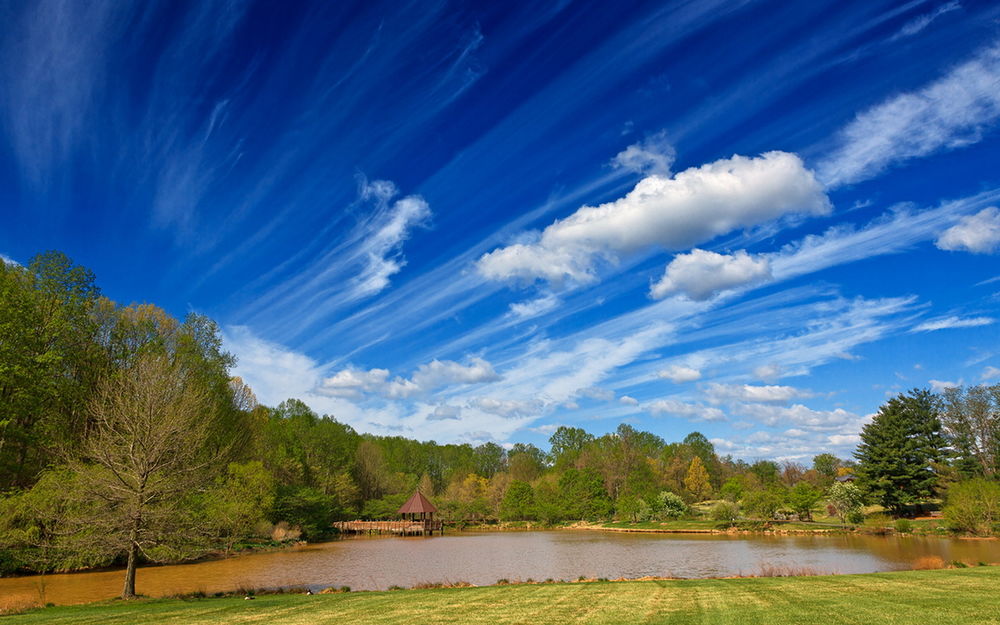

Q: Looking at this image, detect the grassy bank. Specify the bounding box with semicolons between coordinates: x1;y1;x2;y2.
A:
6;567;1000;624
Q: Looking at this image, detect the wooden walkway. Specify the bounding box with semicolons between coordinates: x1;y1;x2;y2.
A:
332;520;444;536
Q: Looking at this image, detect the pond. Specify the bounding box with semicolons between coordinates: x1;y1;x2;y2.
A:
2;530;999;605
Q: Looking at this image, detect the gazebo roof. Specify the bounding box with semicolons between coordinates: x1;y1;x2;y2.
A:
397;490;437;514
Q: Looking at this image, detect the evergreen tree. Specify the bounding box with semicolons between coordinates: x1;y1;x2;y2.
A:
854;389;947;514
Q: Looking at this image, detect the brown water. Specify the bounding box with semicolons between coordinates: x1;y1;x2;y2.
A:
2;531;999;605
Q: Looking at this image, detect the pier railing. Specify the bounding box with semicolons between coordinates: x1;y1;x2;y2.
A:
332;520;444;535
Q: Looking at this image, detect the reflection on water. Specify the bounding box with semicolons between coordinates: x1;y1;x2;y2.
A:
2;531;998;605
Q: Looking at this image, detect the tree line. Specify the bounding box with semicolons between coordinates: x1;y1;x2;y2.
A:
1;252;999;595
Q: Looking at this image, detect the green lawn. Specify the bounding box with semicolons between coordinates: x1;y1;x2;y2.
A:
7;567;1000;624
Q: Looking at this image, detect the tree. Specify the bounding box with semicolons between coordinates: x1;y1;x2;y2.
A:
500;481;535;521
69;353;220;599
654;491;687;519
940;385;1000;477
942;479;1000;536
684;456;712;501
743;488;785;520
828;481;865;524
854;390;947;514
205;462;276;554
812;454;841;486
787;482;822;521
549;426;593;468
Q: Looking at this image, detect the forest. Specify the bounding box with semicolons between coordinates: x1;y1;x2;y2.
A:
1;252;999;588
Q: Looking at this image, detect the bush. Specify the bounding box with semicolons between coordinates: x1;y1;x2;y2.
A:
943;479;1000;536
655;491;688;520
743;488;785;520
894;518;912;533
827;481;865;524
711;501;740;523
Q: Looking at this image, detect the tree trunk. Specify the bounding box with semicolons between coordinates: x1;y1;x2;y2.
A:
122;530;138;599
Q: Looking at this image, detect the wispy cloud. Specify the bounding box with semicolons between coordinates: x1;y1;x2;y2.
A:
817;42;1000;187
890;1;961;40
912;315;995;332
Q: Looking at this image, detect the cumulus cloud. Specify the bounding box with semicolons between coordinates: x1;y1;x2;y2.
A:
818;43;1000;187
429;404;462;421
317;367;390;398
651;249;772;300
705;383;813;405
508;293;560;318
912;315;994;332
737;403;856;428
658;365;702;383
935;207;1000;254
753;363;783;383
411;357;501;389
929;379;962;392
646;399;725;422
470;397;543;418
478;151;829;285
351;179;431;298
612;130;675;175
619;395;639;406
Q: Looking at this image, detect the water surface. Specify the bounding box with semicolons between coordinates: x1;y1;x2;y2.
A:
2;531;998;605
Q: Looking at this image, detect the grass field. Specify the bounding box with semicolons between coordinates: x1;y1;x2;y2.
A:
6;567;999;624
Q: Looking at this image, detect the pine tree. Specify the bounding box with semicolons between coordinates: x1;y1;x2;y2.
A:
854;389;947;514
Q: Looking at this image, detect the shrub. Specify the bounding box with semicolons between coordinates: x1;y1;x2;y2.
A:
711;501;740;523
743;488;785;520
943;479;1000;536
827;481;865;524
894;519;912;533
655;491;688;520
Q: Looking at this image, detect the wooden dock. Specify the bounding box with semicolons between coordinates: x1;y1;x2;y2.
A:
332;520;444;536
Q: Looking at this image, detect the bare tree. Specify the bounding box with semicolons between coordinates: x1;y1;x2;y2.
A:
68;353;217;599
940;384;1000;477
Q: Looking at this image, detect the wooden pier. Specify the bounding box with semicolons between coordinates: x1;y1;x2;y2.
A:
332;519;444;536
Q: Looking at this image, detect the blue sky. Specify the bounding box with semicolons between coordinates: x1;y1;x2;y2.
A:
2;0;999;461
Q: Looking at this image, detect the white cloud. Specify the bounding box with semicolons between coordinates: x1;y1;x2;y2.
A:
612;130;675;175
818;43;1000;187
936;207;1000;254
508;293;560;318
351;180;432;298
411;357;501;389
930;379;963;392
619;395;639;406
891;1;961;40
658;364;702;383
646;398;726;422
736;403;857;428
651;249;771;300
753;363;783;383
0;253;19;266
317;367;390;398
981;366;1000;381
705;383;813;405
827;433;860;446
470;397;543;418
912;315;994;332
577;386;616;402
429;404;462;421
478;151;829;285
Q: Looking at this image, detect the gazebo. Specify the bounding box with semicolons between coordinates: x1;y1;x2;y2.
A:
397;490;438;525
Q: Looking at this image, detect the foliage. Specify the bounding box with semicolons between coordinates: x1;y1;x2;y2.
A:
653;491;688;519
854;390;947;513
684;457;712;501
500;481;535;521
943;479;1000;536
786;482;823;521
711;501;740;523
939;385;1000;478
827;482;865;524
719;476;747;502
743;488;785;520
